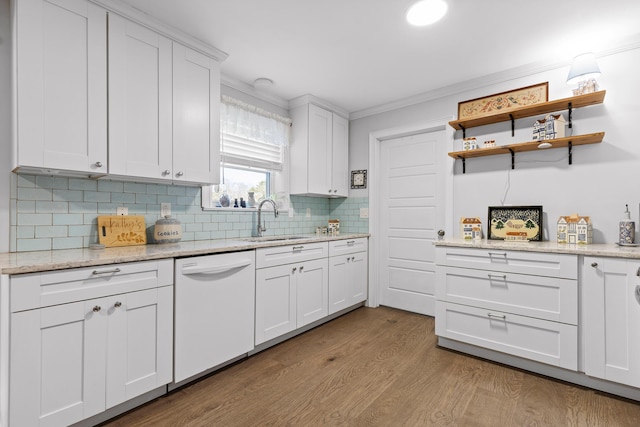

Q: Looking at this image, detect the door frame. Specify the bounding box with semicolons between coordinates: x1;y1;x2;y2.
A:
366;117;455;308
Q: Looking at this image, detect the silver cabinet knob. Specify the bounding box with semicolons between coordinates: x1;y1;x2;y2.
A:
114;301;122;308
299;266;304;272
328;189;332;193
162;170;171;176
351;256;355;261
93;306;101;312
333;189;337;193
591;262;598;268
176;171;184;177
95;161;103;168
292;267;297;273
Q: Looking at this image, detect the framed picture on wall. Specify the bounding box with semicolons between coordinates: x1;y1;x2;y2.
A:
351;170;367;189
488;205;543;241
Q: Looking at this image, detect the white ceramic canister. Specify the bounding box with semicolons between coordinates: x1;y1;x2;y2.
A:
154;215;183;244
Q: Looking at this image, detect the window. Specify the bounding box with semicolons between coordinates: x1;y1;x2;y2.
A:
203;96;291;209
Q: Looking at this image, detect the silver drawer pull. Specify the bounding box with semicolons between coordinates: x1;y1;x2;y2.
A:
292;246;304;251
488;252;507;257
347;240;355;246
488;274;507;280
92;268;121;275
487;313;506;320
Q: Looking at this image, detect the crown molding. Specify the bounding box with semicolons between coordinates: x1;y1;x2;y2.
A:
221;75;290;110
288;94;349;118
89;0;228;62
349;34;640;121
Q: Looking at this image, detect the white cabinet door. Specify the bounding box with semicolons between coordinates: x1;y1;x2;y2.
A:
106;287;173;408
307;104;333;195
329;251;367;315
173;43;221;185
331;113;349;197
583;257;640;388
108;14;173;181
290;103;349;197
255;264;297;345
14;0;107;174
296;258;329;327
10;299;108;426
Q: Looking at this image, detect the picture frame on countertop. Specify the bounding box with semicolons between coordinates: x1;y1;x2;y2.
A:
458;82;549;120
488;205;543;241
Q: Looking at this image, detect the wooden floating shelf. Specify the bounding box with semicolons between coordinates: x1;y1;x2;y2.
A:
448;90;606;131
448;132;604;160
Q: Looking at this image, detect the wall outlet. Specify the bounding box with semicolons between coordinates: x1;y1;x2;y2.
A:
116;207;128;216
306;208;311;218
161;203;171;217
360;208;369;219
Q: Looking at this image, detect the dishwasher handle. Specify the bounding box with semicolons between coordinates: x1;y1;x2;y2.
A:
181;260;252;276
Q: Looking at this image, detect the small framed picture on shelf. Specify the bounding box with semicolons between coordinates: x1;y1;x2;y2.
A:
350;170;367;189
488;205;543;241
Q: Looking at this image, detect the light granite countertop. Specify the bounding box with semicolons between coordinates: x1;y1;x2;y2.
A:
0;233;370;275
435;238;640;259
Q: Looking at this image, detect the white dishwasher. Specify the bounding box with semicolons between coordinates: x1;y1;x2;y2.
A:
174;250;255;384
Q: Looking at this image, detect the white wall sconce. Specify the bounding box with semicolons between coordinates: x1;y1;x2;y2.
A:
567;53;601;95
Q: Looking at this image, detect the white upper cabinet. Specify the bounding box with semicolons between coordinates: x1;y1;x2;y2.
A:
290;102;349;197
13;0;108;175
108;14;173;181
13;0;223;184
172;43;221;185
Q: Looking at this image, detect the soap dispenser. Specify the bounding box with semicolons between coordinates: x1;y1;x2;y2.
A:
619;204;635;245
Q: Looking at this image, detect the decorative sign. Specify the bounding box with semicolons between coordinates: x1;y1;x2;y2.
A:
488;206;543;241
458;82;549;120
97;215;147;247
351;170;367;189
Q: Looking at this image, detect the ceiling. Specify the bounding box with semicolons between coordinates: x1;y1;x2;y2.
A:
118;0;640;115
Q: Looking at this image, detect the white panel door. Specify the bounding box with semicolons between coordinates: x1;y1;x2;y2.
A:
15;0;107;173
106;287;173;408
379;131;445;315
583;257;640;388
10;299;107;427
331;113;349;196
255;264;297;345
173;43;221;184
307;104;333;194
108;13;173;180
296;258;329;327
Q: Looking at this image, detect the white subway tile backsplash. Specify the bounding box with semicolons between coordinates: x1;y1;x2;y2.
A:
10;175;368;252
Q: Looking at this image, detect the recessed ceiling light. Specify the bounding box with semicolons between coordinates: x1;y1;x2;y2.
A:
406;0;448;26
253;78;274;91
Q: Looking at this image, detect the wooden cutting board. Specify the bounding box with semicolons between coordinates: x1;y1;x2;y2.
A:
97;215;147;247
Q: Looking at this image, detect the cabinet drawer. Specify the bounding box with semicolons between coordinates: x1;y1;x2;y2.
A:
11;259;174;312
436;247;577;279
436;266;577;324
329;238;368;256
256;242;328;269
435;301;577;370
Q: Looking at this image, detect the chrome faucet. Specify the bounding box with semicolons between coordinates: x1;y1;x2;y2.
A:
256;199;279;237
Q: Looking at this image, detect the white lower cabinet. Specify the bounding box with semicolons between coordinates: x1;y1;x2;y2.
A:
329;238;368;314
8;260;173;427
435;246;578;370
583;256;640;388
255;243;329;345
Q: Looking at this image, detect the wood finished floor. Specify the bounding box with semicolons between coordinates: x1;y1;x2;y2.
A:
102;307;640;426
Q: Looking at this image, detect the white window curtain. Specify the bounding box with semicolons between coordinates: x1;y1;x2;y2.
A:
202;96;292;210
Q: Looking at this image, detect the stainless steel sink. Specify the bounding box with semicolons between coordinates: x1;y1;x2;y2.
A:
242;235;308;242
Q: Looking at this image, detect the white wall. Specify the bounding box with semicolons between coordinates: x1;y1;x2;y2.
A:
0;0;11;253
350;46;640;244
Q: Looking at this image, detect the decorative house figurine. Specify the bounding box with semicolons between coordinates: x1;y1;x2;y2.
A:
557;213;592;244
460;217;482;240
463;137;478;150
532;119;546;140
544;114;566;140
